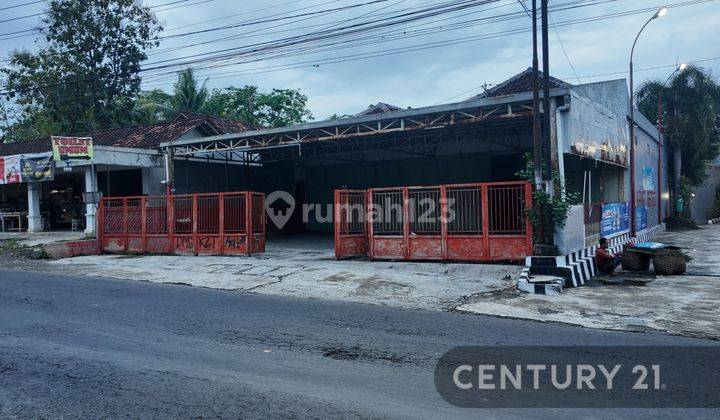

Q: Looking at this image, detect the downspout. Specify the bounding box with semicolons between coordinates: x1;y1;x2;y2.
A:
555;96;571;199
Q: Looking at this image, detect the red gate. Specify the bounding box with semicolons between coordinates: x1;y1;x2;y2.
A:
334;181;532;262
98;191;266;255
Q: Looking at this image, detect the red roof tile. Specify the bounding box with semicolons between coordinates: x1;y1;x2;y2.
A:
0;112;254;156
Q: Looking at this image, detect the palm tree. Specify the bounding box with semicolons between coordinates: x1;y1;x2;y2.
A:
133;68;209;123
636;66;720;217
172;68;209;113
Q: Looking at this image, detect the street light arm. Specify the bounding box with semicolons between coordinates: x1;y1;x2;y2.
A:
630;15;656;64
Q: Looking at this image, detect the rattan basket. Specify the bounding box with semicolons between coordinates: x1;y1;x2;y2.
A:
652;247;687;275
622;249;651;271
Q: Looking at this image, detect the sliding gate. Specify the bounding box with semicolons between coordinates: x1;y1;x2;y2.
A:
98;191;266;255
334;181;532;262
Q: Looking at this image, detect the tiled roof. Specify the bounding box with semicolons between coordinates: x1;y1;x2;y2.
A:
0;112;254;156
469;68;571;100
356;102;404;116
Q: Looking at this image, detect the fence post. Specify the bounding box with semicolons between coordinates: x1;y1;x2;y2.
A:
167;195;175;254
367;190;374;259
192;194;199;255
245;191;252;255
219;193;225;255
122;197;128;253
440;185;448;260
141;196;147;253
525;182;534;255
402;187;410;260
97;199;104;253
333;189;340;259
481;184;490;259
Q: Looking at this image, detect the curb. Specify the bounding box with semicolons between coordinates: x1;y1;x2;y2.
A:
518;223;666;295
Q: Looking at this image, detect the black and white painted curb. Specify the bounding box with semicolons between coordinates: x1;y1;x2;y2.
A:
516;267;564;296
709;217;720;225
517;224;666;295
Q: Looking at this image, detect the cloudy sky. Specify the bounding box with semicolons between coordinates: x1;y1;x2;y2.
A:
1;0;719;120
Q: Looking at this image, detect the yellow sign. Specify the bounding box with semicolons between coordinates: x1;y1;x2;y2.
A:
51;136;93;161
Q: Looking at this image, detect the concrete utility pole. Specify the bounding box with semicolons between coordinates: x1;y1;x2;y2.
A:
531;0;544;245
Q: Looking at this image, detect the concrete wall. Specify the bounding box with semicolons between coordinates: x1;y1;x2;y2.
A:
691;159;720;223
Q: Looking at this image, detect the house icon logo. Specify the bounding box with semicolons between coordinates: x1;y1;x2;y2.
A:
265;191;295;229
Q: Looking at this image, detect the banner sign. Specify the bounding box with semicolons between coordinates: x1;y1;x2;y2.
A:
0;155;22;184
20;154;54;182
51;136;93;161
601;202;629;237
642;165;655;191
636;206;648;232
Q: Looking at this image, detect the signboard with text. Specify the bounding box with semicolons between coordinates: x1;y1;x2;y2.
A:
601;202;629;237
20;154;54;182
0;155;22;184
51;136;93;161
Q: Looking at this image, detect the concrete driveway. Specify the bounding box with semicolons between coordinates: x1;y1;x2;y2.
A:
50;238;521;311
458;225;720;340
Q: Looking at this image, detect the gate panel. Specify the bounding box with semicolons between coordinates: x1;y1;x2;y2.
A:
446;185;485;260
334;190;368;259
99;191;265;256
249;193;266;253
342;181;532;262
369;189;405;259
407;187;442;260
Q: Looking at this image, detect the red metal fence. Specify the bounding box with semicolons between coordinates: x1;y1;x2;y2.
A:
335;181;532;262
98;192;266;255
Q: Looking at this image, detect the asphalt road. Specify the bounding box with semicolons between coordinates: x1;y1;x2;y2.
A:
0;268;717;418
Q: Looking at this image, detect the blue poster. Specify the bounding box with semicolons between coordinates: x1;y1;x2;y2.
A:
601;202;629;237
636;206;648;232
642;165;655;191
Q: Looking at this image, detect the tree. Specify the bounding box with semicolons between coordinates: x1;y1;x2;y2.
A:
1;0;161;141
636;66;720;215
203;85;313;128
132;68;209;122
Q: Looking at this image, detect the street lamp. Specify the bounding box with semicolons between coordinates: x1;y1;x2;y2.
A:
629;6;667;236
657;62;687;222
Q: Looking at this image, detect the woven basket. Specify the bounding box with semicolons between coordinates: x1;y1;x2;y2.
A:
622;250;651;271
652;247;687;275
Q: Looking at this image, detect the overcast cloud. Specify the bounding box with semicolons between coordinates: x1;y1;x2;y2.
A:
1;0;719;120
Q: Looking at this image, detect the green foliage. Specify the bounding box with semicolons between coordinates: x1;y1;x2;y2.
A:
133;70;313;128
186;83;312;128
636;66;720;186
1;0;161;141
326;113;355;121
516;153;580;232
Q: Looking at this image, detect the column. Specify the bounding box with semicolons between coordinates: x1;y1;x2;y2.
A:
85;166;98;233
27;182;43;232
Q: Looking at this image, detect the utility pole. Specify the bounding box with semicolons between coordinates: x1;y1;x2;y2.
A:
541;0;552;186
531;0;544;245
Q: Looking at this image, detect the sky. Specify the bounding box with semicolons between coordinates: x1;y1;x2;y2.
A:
0;0;719;120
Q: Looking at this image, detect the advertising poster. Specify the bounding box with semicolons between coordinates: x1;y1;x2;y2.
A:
20;155;55;182
51;136;93;161
1;155;22;184
642;165;655;191
601;202;629;237
636;206;648;232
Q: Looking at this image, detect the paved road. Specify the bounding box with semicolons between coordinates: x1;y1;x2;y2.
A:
0;269;716;418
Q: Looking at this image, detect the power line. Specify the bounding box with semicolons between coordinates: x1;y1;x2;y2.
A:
0;0;45;12
1;0;716;95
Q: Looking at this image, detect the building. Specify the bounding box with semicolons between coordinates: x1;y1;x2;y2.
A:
2;69;669;266
0;113;252;233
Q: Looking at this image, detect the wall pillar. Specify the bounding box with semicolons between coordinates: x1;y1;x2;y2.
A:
84;166;98;233
27;182;43;232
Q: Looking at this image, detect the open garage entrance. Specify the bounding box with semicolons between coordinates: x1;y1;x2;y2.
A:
163;93;541;261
